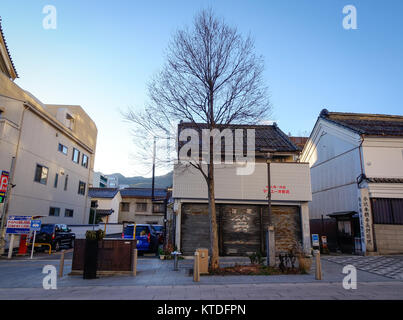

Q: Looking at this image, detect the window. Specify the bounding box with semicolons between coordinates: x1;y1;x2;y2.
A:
78;181;86;195
121;202;130;212
136;203;147;212
58;143;68;155
49;207;60;217
65;209;74;217
72;148;80;163
64;174;69;191
82;154;89;168
34;164;49;185
152;203;165;213
54;173;59;188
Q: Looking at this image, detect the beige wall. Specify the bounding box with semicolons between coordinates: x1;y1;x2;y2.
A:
92;193;122;224
173;162;312;202
119;198;164;225
373;224;403;254
0;70;97;226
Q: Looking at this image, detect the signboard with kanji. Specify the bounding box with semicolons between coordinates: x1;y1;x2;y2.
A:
0;171;9;204
6;216;31;234
358;188;374;253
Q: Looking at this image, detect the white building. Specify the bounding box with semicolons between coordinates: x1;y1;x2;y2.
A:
172;122;312;256
301;109;403;255
0;19;97;244
93;171;109;188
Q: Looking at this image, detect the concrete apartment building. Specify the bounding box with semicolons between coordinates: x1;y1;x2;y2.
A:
0;20;97;231
301;109;403;255
172;122;312;256
93;171;109;188
119;188;167;226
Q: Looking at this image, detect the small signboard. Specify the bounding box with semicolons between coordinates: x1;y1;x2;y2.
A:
30;220;42;232
6;216;31;234
312;234;320;247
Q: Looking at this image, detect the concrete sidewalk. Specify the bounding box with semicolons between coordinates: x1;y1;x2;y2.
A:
0;255;402;299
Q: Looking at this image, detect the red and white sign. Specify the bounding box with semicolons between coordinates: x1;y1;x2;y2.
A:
0;171;9;193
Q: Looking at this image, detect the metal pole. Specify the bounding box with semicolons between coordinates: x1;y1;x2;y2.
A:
7;234;15;259
132;248;138;276
0;157;16;255
151;136;156;201
58;250;65;278
30;230;36;259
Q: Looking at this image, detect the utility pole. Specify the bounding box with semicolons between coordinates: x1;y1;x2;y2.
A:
265;152;276;267
0;157;16;255
151;136;156;201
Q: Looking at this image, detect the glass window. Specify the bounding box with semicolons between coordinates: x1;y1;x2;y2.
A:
72;148;80;163
136;203;147;212
64;174;69;191
58;143;68;155
121;202;130;212
54;173;58;188
65;209;74;217
78;181;86;195
152;203;165;213
82;154;89;168
40;224;55;234
49;207;60;216
34;164;48;185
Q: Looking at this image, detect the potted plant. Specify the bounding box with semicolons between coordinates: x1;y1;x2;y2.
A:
83;229;105;279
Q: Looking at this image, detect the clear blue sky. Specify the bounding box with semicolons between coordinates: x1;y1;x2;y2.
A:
1;0;402;176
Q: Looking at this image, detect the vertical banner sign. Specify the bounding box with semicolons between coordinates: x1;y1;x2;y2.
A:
358;188;374;253
0;171;9;203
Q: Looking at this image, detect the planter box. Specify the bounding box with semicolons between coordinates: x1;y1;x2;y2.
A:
71;239;137;275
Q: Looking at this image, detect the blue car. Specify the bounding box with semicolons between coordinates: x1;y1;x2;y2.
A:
122;224;159;253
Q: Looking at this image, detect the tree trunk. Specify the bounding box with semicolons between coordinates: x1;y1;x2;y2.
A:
208;164;220;271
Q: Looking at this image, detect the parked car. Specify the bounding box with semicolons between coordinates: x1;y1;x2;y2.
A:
151;225;164;244
122;224;159;253
30;224;75;251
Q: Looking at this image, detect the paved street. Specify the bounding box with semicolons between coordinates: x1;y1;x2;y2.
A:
0;254;403;299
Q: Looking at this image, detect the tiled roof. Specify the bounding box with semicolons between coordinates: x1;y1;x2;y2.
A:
178;122;299;153
366;177;403;184
0;17;18;78
289;136;308;151
320;109;403;137
96;209;114;216
120;188;167;199
88;188;119;198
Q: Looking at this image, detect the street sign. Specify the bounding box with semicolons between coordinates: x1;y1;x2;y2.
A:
312;234;320;247
6;216;31;234
30;220;42;232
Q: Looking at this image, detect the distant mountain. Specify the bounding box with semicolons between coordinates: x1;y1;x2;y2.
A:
108;171;173;188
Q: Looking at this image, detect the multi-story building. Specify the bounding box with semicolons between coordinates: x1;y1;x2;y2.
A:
301;109;403;255
119;188;167;226
93;171;109;188
106;175;119;188
0;19;97;233
172;122;312;256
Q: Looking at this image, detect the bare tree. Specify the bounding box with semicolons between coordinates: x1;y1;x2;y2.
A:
124;9;270;270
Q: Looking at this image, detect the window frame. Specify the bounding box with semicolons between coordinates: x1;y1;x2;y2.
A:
49;207;60;217
72;148;80;164
78;181;86;196
64;209;74;218
58;143;68;155
136;202;147;212
81;154;89;168
34;164;49;185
